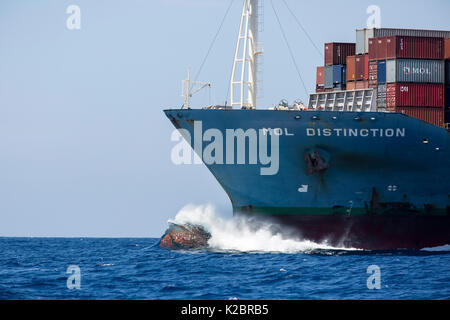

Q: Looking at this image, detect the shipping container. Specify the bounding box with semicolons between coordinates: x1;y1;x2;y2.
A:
325;43;355;66
341;66;347;85
369;37;388;61
445;38;450;60
355;54;368;80
377;37;388;60
316;66;325;86
393;106;445;127
377;84;387;108
445;85;450;108
445;110;450;124
324;65;346;88
365;54;369;80
368;60;378;87
324;65;333;89
446;60;450;84
355;80;369;90
346;81;356;90
386;59;444;83
355;55;364;81
386;83;444;108
375;28;450;38
346;56;356;82
385;36;444;60
357;28;450;54
377;60;387;84
356;28;374;55
368;38;376;60
316;85;325;93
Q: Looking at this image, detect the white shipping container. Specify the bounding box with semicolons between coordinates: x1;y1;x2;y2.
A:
377;84;386;108
356;28;374;54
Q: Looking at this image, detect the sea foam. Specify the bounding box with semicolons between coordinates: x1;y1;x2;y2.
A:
171;204;359;253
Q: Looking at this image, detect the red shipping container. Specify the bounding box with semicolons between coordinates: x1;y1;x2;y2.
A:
369;37;388;61
355;80;369;89
346;56;356;82
355;54;368;80
316;66;325;86
377;37;388;60
324;42;355;66
365;54;369;80
386;36;444;60
369;37;391;61
394;107;444;127
445;38;450;60
386;83;444;108
369;39;376;60
368;60;378;87
347;81;356;90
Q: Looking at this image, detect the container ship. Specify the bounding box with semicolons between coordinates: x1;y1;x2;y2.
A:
164;0;450;250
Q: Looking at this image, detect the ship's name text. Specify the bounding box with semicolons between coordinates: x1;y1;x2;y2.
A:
306;128;406;138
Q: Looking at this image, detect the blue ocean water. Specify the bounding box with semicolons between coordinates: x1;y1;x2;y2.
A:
1;236;449;300
0;204;449;300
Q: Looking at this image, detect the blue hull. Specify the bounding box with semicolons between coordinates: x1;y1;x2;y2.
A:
164;109;450;249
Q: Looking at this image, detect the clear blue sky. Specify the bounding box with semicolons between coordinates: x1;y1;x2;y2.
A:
1;0;449;237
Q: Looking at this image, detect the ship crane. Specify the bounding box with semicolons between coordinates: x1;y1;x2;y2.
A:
231;0;263;109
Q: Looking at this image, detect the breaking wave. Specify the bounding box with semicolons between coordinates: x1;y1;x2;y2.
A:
171;204;360;253
421;244;450;252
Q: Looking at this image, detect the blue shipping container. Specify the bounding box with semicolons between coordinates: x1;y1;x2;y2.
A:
325;65;346;88
342;66;347;85
377;60;386;84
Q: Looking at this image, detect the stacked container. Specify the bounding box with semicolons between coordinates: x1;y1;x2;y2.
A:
325;43;355;66
346;53;369;89
367;33;447;126
324;65;347;90
355;54;369;81
445;39;450;124
357;28;450;55
316;66;325;92
368;60;378;88
346;56;356;83
322;43;354;91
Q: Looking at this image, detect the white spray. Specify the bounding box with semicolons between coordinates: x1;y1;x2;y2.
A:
170;204;359;253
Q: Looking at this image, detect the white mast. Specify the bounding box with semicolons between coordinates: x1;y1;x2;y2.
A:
230;0;263;109
182;69;211;109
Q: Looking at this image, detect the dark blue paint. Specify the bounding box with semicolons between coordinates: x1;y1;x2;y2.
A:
165;109;450;212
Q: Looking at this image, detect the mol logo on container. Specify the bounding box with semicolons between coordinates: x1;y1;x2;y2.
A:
403;66;431;76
